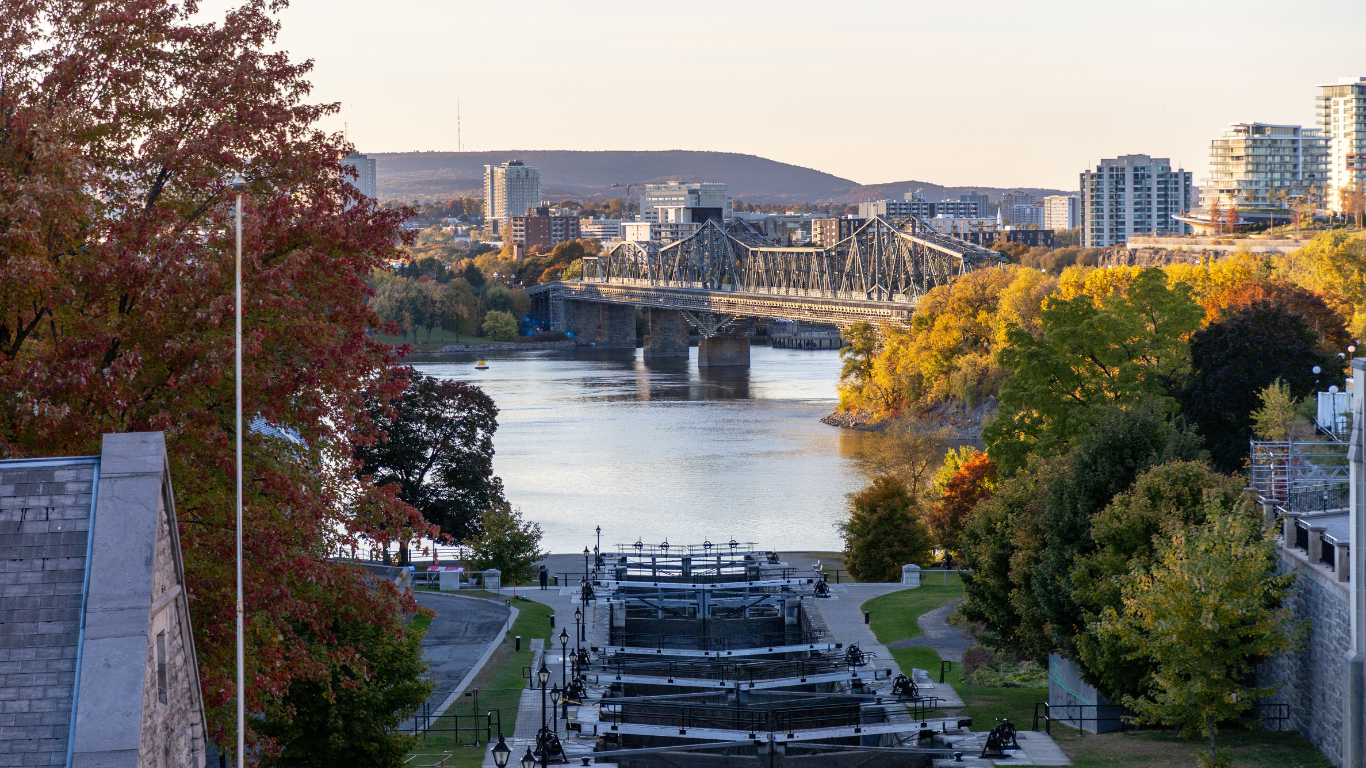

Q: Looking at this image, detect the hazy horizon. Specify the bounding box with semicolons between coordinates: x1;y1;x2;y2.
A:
198;0;1366;191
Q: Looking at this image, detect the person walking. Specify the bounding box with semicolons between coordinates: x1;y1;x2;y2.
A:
539;564;548;590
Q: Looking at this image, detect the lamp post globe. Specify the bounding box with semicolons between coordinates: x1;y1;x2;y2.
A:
492;735;511;768
538;660;550;687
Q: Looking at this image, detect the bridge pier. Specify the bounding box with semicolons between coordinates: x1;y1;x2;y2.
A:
697;337;750;368
643;309;689;359
569;300;635;348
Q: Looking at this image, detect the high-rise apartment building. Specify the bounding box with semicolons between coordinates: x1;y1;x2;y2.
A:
340;152;377;199
640;182;732;223
1206;123;1328;210
1042;195;1079;230
1010;205;1045;228
1080;155;1193;247
484;160;541;223
998;191;1035;223
1318;76;1366;212
959;192;990;218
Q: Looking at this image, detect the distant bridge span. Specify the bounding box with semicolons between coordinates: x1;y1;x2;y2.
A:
525;216;1006;365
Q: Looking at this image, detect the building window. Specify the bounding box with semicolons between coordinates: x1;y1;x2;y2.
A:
157;631;168;705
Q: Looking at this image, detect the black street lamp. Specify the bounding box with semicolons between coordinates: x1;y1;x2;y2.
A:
550;683;562;734
595;525;601;557
584;546;591;580
559;628;570;686
574;606;583;649
537;660;550;729
491;734;511;768
520;746;536;768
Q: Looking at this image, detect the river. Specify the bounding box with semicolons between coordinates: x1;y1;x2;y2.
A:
411;346;870;554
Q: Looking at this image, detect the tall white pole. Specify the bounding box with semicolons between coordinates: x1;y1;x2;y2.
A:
232;177;246;768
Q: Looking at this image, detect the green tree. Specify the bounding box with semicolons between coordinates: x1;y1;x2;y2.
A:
355;369;506;550
839;476;934;582
960;403;1206;660
1071;461;1248;703
928;451;997;560
1251;379;1301;440
482;310;518;341
838;321;878;386
1096;512;1296;766
1178;304;1340;471
985;268;1204;476
852;418;953;499
256;613;433;768
464;504;546;586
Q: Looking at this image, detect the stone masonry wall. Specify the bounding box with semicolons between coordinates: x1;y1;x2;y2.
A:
1258;549;1351;767
137;489;204;767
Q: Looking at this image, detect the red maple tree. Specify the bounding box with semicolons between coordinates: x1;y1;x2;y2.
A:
928;453;998;558
0;0;434;756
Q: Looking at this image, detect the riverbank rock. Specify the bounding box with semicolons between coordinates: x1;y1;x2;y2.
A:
821;397;998;444
820;410;888;432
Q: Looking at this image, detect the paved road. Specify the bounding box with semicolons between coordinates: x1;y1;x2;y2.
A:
414;592;511;716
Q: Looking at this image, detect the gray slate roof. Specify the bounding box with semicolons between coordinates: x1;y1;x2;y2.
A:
0;458;98;768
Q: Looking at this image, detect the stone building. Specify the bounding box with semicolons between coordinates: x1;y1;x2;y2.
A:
0;432;209;767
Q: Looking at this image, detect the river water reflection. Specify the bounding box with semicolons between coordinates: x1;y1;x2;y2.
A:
412;346;869;554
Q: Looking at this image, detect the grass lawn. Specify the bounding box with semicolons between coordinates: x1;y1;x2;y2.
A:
1054;727;1333;768
405;593;556;768
860;581;1047;729
374;328;497;348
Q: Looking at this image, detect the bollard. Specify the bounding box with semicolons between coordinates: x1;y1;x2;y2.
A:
550;614;555;629
863;611;870;625
515;635;521;652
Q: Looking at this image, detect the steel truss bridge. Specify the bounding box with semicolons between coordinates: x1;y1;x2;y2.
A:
527;215;1007;329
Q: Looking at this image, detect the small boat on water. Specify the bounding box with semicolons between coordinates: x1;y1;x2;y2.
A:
475;360;489;370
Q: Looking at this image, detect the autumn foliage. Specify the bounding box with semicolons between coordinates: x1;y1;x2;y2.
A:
928;452;997;558
1;0;433;758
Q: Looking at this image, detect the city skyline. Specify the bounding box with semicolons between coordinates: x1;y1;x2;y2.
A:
194;0;1366;190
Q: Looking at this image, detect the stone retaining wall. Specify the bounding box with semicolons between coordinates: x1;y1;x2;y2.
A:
1258;546;1351;766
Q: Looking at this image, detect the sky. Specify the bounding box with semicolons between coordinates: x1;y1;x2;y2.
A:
209;0;1366;190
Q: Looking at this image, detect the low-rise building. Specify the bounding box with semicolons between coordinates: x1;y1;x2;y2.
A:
811;217;867;247
580;218;623;242
509;206;581;250
640;182;732;224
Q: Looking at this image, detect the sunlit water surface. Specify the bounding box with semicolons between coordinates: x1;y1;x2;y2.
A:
411;346;869;554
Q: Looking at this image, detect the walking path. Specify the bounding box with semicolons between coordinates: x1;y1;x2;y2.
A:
410;592;511;723
888;598;972;662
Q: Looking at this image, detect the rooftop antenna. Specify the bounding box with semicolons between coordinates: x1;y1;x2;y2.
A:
458;100;462;153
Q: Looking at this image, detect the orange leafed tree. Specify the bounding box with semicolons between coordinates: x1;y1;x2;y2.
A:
928;452;998;559
1208;199;1224;234
0;0;434;757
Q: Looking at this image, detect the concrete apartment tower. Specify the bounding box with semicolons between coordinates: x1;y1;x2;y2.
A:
1318;77;1366;212
340;151;377;199
484;160;541;225
1079;155;1192;247
1042;195;1079;230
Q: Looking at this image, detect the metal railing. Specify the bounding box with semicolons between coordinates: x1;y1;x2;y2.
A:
1032;700;1290;736
1250;440;1349;511
598;655;850;683
601;695;941;734
608;628;828;652
408;688;522;746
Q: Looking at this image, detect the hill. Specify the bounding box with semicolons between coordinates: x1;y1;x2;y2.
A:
371;150;1070;204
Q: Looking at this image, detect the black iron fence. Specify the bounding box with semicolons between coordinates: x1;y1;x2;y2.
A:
408;688;523;747
608;628;827;652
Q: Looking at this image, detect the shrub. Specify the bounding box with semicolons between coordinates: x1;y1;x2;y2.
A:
482;311;518;341
838;476;934;582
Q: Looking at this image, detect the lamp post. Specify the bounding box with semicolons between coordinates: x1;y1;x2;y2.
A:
559;628;569;689
574;606;583;649
550;683;562;737
537;660;550;730
231;175;247;768
491;734;511;768
584;546;591;580
521;746;536;768
595;526;601;557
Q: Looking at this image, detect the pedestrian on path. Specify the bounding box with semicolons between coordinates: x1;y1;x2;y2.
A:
539;564;548;590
